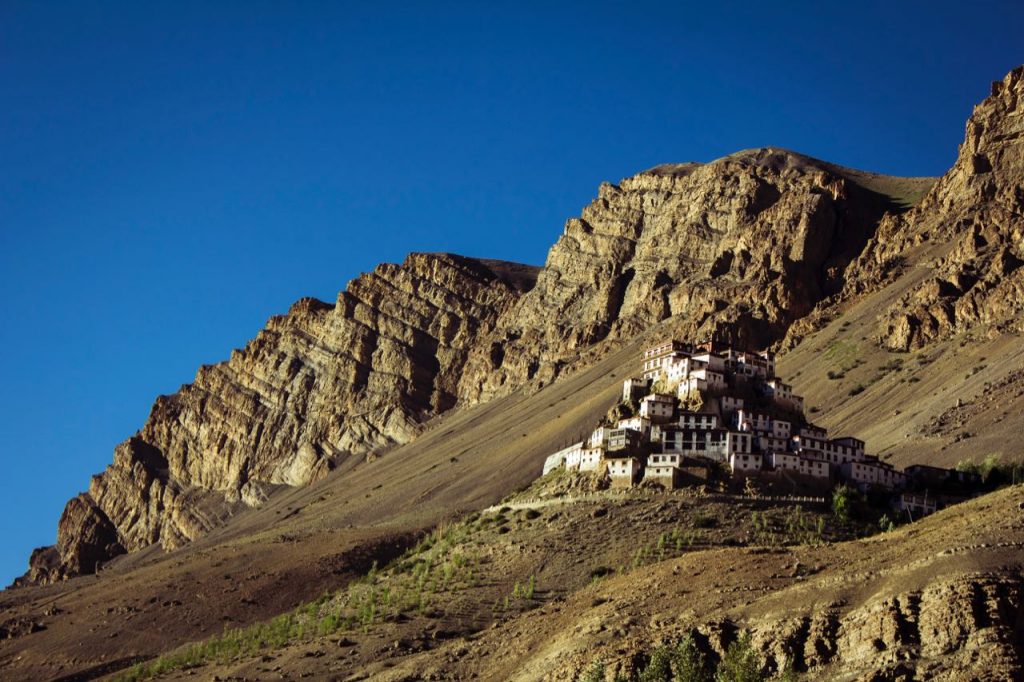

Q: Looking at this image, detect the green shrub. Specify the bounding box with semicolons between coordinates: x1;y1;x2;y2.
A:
317;613;339;635
831;485;856;523
578;660;607;682
638;645;672;681
672;634;711;682
716;632;763;682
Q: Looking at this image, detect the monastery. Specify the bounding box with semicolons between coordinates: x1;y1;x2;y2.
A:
543;340;976;517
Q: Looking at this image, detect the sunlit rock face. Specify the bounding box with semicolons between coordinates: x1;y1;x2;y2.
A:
843;66;1024;351
28;253;538;583
459;147;903;402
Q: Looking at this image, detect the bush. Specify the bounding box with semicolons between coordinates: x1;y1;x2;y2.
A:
578;660;606;682
956;454;1024;487
716;632;763;682
878;514;896;533
831;485;857;523
317;613;339;635
672;634;711;682
638;646;673;682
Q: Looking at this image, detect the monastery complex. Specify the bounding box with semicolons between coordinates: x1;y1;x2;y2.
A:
543;340;979;518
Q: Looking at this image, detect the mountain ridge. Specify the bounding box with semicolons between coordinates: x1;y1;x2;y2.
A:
26;142;929;585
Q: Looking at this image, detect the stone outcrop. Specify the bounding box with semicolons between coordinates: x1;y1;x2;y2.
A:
460;149;914;402
843;66;1024;351
743;572;1024;680
26;254;538;583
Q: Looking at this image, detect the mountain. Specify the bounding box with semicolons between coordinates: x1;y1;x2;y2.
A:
1;66;1021;682
778;65;1024;471
22;254;540;585
25;143;933;587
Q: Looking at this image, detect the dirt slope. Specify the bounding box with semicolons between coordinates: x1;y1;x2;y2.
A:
0;336;646;681
253;485;1020;682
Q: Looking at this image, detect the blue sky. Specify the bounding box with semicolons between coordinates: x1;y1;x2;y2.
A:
1;1;1021;585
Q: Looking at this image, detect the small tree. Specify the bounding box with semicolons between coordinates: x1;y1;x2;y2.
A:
671;634;710;682
878;514;895;533
639;645;673;682
831;485;855;523
716;632;763;682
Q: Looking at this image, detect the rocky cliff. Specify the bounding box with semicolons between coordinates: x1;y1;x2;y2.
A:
24;253;539;584
833;66;1024;351
25;124;933;584
459;149;925;402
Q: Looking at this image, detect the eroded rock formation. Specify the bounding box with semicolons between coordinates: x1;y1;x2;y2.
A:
744;572;1024;680
25;254;538;583
460;149;915;402
844;66;1024;351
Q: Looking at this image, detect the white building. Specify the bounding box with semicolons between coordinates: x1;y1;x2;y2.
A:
841;460;907;491
542;441;584;475
618;415;654;439
691;351;726;372
622;377;653;402
662;428;714;456
764;379;804;412
772;452;831;479
771;419;791;439
642;340;691;381
724;349;775;379
664;356;704;386
799;424;828;439
730;452;763;474
640;393;676;422
757;434;790;453
898;491;938;517
734;409;771;433
648;453;684;467
588;426;611;449
579;447;605;472
679;411;718;430
720;395;744;416
832;437;865;459
726;431;753;455
606;456;643;485
794;435;867;466
644;463;680;487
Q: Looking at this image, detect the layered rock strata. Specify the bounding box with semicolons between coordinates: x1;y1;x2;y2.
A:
26;254;538;583
838;66;1024;351
28;141;928;583
460;149;914;401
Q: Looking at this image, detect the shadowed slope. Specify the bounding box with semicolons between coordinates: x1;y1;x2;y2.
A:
0;334;645;681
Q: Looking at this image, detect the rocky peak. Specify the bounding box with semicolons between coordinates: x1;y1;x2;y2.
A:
25;252;538;584
854;66;1024;351
458;148;916;402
